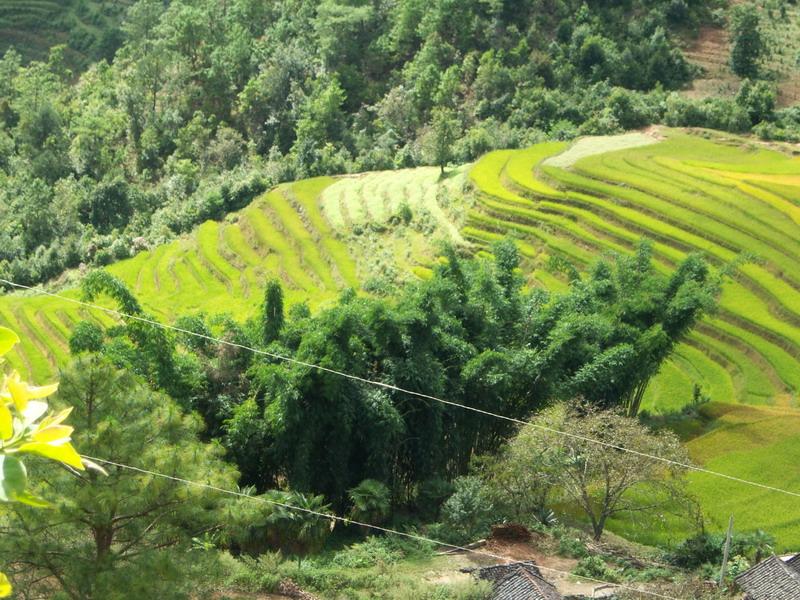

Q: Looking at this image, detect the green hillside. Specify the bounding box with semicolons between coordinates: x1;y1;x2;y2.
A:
4;129;800;549
461;129;800;549
467;129;800;413
5;130;800;410
685;1;800;107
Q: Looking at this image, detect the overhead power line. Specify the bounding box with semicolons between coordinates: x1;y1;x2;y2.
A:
83;454;681;600
3;277;800;500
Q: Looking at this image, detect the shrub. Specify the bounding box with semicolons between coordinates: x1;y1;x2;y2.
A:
736;79;776;125
556;530;588;558
664;94;750;132
220;171;268;212
624;566;674;582
439;476;494;544
727;555;751;580
348;479;391;525
223;554;282;593
573;555;622;583
668;530;775;569
549;119;579;141
668;532;724;568
331;537;403;568
69;321;104;355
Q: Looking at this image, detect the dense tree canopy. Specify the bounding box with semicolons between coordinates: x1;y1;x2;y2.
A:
71;239;718;509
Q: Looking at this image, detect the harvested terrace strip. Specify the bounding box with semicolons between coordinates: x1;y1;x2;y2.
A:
466;129;800;413
319;165;469;244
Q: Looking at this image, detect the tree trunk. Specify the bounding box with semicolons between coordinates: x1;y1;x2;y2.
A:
626;379;650;417
593;514;608;541
93;524;114;561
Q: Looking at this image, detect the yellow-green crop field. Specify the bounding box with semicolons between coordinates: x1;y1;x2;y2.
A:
3;128;800;548
0;170;467;381
463;128;800;548
466;130;800;412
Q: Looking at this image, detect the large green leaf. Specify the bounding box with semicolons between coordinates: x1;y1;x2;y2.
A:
0;327;19;357
15;491;52;508
0;455;27;502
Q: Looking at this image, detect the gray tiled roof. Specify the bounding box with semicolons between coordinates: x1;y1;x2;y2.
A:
472;562;562;600
492;567;562;600
785;554;800;572
735;555;800;600
473;561;544;584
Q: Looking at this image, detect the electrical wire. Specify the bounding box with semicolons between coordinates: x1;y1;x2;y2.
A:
83;454;681;600
3;277;800;500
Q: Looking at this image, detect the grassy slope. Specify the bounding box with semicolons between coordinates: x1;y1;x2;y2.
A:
682;1;800;107
608;402;800;551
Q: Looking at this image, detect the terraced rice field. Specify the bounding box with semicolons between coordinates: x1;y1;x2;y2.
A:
3;128;800;547
465;129;800;413
463;129;800;548
0;178;360;381
320;165;468;242
0;171;465;381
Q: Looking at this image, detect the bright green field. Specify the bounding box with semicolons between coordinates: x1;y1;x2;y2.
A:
606;402;800;551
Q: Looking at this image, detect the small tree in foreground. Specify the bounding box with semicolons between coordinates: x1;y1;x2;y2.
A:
262;278;285;345
0;355;238;599
478;425;563;526
508;403;694;540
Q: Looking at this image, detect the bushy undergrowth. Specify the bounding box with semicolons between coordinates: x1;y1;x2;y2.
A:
331;537;406;569
573;555;623;583
667;530;774;570
220;545;489;599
